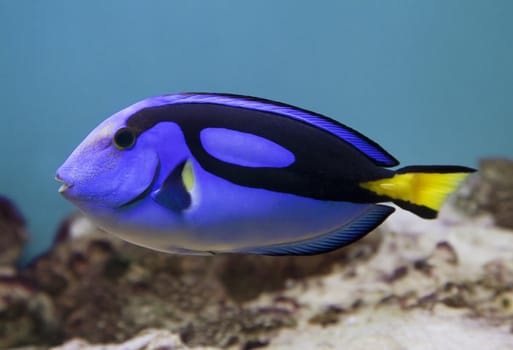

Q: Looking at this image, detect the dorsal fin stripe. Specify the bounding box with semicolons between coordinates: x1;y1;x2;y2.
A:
125;93;398;167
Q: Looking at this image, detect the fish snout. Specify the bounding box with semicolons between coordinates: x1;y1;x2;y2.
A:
55;173;74;194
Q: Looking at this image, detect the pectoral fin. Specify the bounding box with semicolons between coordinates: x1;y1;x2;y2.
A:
151;160;194;212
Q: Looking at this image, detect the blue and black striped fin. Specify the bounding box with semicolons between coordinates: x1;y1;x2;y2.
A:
234;205;395;256
156;93;399;167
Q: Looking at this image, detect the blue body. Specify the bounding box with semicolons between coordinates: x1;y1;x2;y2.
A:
57;93;396;255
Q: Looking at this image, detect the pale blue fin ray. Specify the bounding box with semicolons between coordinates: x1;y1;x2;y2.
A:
233;204;395;256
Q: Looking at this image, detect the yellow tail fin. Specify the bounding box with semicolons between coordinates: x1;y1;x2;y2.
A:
360;165;475;218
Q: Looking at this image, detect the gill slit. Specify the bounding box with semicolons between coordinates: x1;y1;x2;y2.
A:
118;158;161;208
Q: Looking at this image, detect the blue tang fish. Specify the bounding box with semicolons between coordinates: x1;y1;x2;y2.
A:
56;93;475;255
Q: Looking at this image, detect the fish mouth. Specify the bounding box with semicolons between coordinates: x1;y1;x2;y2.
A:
55;174;74;193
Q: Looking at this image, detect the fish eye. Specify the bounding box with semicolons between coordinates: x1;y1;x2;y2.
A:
113;127;136;150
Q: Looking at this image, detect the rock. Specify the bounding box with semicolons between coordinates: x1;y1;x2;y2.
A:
0;276;60;349
215;230;381;302
52;329;220;350
2;208;513;350
9;172;513;350
0;197;60;349
454;158;513;229
345;334;406;350
0;196;28;267
17;211;384;348
261;212;513;350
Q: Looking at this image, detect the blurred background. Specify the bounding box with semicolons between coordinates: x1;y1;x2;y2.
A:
1;0;512;264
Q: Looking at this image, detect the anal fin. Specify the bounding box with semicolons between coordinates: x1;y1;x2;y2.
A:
234;205;394;256
164;246;214;256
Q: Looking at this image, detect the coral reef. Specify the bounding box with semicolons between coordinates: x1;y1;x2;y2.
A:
259;217;513;349
453;158;513;229
28;217;378;348
52;329;219;350
5;213;379;349
0;276;59;348
0;196;27;268
0;197;58;348
1;157;513;349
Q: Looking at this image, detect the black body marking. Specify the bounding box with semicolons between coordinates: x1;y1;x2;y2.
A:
397;165;476;174
126;100;394;202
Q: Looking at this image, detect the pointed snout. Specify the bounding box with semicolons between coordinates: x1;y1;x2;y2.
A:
55;171;74;194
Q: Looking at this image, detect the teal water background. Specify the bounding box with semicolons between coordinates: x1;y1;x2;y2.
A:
1;1;512;263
